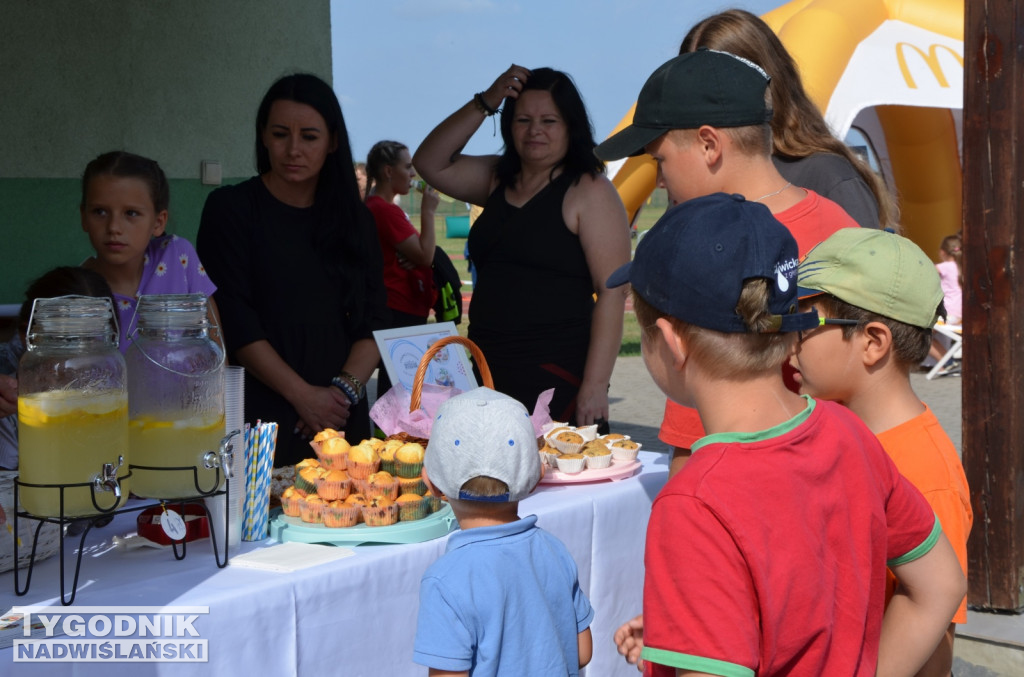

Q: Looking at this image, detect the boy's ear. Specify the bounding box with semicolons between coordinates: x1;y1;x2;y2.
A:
695;125;723;167
153;210;168;237
860;321;893;368
655;317;689;372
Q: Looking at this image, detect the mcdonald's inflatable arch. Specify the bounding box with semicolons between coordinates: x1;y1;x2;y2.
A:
610;0;964;258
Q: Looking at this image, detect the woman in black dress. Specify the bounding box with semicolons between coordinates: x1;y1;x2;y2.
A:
414;66;630;427
197;74;386;466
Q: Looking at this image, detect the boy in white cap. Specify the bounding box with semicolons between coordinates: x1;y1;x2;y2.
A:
606;193;965;676
412;387;594;676
792;228;972;676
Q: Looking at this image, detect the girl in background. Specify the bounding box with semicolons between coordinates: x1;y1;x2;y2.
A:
365;140;438;397
80;151;219;351
928;233;964;366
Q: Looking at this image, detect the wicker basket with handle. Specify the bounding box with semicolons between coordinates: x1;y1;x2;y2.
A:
409;335;493;413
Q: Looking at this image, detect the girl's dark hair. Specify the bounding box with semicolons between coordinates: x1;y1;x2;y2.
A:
365;140;408;198
81;151;170;212
255;73;379;327
18;266;115;327
680;9;898;230
495;68;605;188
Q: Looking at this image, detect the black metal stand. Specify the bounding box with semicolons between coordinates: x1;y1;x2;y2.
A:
12;450;235;606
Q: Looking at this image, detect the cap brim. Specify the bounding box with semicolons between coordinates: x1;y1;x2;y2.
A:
797;286;825;301
606;261;633;289
594;125;666;161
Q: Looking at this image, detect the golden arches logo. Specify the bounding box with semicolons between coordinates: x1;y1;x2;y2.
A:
896;43;963;89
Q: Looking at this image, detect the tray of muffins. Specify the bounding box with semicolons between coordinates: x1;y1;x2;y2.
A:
268;430;457;546
538;424;642;484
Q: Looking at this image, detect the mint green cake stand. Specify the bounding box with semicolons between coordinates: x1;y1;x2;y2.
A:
269;504;456;546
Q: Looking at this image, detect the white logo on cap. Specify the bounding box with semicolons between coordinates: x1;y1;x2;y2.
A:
774;257;798;292
777;270;790;292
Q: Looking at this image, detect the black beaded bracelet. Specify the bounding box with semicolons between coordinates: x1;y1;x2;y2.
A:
474;92;498;116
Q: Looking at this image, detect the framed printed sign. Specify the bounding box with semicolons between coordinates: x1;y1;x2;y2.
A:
373;322;477;394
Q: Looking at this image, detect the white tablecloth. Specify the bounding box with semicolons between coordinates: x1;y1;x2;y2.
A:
1;451;668;675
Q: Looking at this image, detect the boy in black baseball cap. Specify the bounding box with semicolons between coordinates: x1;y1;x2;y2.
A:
598;49;859;483
608;193;965;676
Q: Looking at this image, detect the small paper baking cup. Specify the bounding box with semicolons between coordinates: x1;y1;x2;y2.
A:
398;476;427;496
611;444;642;462
362;478;400;501
361;503;400;527
585;453;613;470
395;460;424;479
280;495;302;517
314;450;348;471
551;437;584;455
346;458;380;480
299;498;325;524
322;502;361;528
315;476;352;501
293;473;319;496
379;458;397;475
575;424;599;442
542;450;561;468
542;421;569;436
556;456;586;474
397;496;429;522
426;495;444;514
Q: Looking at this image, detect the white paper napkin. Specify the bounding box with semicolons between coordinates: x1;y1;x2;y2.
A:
229;542;355;573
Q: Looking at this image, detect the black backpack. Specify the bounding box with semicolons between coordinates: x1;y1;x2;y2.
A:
432;246;463;325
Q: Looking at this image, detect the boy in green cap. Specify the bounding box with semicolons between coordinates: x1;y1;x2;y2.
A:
792;227;973;677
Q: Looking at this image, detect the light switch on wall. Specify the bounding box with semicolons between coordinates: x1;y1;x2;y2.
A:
201;161;222;185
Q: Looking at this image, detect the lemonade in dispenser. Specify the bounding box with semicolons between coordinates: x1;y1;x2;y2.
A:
17;295;129;517
125;294;227;499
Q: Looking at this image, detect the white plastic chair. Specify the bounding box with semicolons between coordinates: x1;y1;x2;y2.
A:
927;323;963;380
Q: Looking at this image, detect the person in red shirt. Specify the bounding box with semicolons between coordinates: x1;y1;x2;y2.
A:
365;140;438;397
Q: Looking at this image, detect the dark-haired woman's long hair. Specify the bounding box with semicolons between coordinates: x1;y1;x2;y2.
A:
254;73;380;330
495;68;605;188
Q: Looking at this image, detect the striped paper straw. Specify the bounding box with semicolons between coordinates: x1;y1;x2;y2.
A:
242;421;262;541
242;421;278;541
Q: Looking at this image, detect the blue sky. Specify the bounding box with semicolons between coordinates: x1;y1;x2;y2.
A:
331;0;786;164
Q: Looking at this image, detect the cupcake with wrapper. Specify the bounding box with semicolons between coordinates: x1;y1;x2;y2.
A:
322;500;362;528
315;469;352;501
540;444;561;469
362;496;400;526
610;438;642;462
294;465;325;496
299;494;326;523
309;428;342;455
315;435;350;470
399;475;427;496
362;471;400;501
280;486;302;517
556;453;586;474
551;430;585;455
395;442;425;478
377;442;399;474
575;424;599;442
346;443;380;479
583;445;613;469
396;493;429;521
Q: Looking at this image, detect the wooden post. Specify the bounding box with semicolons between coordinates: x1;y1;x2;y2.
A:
962;0;1024;611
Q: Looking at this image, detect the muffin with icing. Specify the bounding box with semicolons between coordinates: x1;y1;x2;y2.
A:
322;499;361;528
361;496;399;527
315;468;352;501
346;442;380;479
395;493;429;522
394;442;426;478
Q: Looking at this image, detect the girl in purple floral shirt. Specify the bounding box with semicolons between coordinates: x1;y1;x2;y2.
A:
80;151;219;351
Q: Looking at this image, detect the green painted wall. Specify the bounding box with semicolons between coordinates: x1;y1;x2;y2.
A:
0;0;332;305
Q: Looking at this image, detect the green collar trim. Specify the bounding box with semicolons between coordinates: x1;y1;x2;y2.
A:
691;395;816;453
640;647;754;677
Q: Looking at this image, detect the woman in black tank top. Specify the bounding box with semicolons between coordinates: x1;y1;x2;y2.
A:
413;66;631;427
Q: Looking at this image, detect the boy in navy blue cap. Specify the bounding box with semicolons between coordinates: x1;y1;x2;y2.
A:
607;193;965;677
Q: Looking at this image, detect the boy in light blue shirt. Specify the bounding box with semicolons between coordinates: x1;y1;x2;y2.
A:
413;387;593;676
